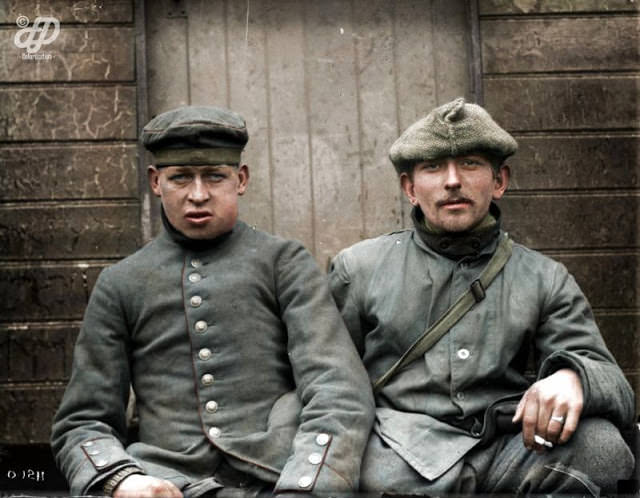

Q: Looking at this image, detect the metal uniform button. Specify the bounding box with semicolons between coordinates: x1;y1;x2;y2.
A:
190;295;202;307
208;427;221;438
189;273;202;283
298;476;313;488
205;400;218;413
315;433;330;446
308;452;322;465
456;391;465;401
202;374;214;386
191;259;203;268
195;320;208;333
199;348;212;361
82;441;94;447
457;348;470;360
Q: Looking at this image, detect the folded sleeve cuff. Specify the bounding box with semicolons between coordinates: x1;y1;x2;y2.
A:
68;437;142;495
538;350;590;408
274;432;353;494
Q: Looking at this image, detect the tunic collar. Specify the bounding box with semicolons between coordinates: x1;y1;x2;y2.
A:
411;203;502;259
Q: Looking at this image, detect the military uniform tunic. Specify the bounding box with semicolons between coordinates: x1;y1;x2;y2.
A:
52;220;374;496
329;207;635;489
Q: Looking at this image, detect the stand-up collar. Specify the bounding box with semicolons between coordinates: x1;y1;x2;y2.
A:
411;203;502;259
161;206;235;251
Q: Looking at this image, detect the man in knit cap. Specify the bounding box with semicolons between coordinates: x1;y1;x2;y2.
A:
51;105;374;498
329;98;635;495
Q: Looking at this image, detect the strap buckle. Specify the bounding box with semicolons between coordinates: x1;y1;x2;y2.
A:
470;279;485;303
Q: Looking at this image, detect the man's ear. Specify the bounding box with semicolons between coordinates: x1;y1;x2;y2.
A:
148;165;162;197
400;172;418;206
492;164;510;201
237;164;250;196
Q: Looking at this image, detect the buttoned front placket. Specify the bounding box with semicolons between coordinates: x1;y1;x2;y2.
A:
183;254;222;442
448;255;483;413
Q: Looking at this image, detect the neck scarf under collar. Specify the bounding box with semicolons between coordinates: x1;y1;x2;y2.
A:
411;203;502;259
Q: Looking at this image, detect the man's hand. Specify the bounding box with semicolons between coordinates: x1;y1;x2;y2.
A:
512;368;583;451
113;474;183;498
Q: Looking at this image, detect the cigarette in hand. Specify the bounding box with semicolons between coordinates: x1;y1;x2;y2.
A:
534;434;553;448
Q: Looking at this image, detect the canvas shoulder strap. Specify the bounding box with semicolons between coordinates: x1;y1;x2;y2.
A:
373;233;514;393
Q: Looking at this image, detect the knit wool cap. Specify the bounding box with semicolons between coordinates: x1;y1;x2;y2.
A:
389;98;518;174
142;105;249;166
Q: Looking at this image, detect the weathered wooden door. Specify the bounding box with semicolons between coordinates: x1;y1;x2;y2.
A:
146;0;472;267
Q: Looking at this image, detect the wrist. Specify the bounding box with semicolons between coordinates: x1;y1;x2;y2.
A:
102;466;145;496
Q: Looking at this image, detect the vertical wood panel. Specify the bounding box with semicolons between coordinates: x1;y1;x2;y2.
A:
353;0;403;236
305;0;363;265
393;1;438;129
146;0;189;115
432;0;470;103
187;0;228;106
393;1;438;228
265;0;314;249
226;0;273;232
145;0;472;262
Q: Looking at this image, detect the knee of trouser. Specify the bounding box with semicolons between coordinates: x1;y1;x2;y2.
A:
566;417;635;491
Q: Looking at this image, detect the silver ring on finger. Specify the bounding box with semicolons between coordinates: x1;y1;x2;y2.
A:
550;415;565;424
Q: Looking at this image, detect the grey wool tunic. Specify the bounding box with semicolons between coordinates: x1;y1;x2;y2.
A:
329;208;634;482
51;220;374;496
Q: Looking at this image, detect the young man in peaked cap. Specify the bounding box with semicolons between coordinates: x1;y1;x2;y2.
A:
52;106;374;498
329;98;635;495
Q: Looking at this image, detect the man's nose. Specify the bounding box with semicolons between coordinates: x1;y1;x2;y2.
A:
444;161;462;189
188;177;210;202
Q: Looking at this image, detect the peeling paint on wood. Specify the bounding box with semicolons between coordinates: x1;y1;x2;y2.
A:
482;17;639;73
0;27;135;82
0;0;134;24
0;85;137;141
0;203;140;259
0;144;138;200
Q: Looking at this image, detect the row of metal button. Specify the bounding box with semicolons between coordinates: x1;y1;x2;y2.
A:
187;259;221;441
297;433;330;489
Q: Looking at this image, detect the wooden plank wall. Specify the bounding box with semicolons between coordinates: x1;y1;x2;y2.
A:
145;0;471;268
0;0;142;445
479;0;640;412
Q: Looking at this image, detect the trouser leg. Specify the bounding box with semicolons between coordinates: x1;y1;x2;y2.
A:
478;417;635;496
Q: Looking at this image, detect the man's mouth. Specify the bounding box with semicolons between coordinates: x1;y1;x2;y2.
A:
438;198;472;209
185;211;213;224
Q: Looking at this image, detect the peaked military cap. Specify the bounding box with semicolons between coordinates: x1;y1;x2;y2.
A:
389;97;518;174
142;106;249;166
